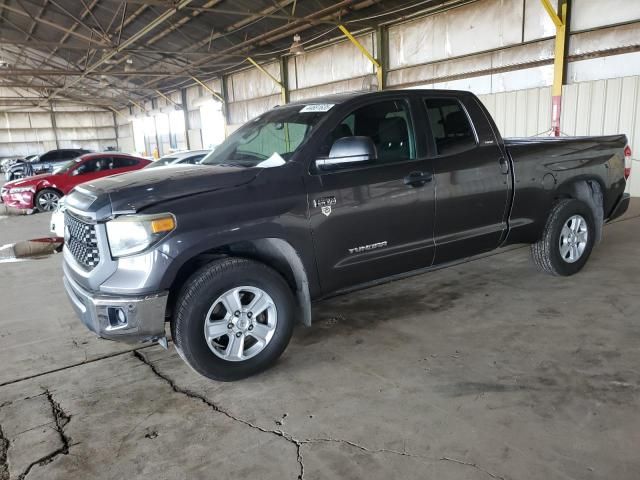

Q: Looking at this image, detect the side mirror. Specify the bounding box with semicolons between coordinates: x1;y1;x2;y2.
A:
315;136;377;171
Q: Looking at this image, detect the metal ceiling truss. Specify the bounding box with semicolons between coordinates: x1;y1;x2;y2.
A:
0;0;438;111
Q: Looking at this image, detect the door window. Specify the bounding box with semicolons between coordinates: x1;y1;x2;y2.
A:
424;98;477;156
184;154;205;164
73;157;112;175
320;100;416;164
111;157;139;168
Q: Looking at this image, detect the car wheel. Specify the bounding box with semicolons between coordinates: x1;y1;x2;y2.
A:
171;257;295;381
531;199;596;276
34;189;62;213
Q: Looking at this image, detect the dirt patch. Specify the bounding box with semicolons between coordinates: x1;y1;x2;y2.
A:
0;237;63;264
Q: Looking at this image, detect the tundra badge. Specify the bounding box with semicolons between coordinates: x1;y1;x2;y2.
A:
313;196;337;217
349;241;388;254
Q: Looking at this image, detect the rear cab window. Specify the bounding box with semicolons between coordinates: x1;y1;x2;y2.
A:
424;98;477;156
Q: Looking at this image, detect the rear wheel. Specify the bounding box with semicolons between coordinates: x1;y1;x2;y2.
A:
171;257;295;381
531;199;596;276
34;189;61;213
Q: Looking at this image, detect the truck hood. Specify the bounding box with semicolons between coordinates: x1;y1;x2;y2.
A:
67;164;260;218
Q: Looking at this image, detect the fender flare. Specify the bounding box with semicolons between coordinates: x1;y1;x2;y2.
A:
168;237;313;326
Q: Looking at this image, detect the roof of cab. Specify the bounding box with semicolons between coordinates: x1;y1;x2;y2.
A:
283;89;473;108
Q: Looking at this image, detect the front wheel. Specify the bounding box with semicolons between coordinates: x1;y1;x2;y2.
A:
34;189;62;213
531;199;596;276
171;257;295;381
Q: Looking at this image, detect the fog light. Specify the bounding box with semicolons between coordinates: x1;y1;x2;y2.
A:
108;307;128;328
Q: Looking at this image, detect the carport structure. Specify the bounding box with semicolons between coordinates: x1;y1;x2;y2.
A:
1;2;640;480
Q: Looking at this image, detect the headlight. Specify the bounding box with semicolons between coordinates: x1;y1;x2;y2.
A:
9;187;34;193
106;213;176;258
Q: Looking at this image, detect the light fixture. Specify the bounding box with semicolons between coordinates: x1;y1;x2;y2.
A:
289;34;305;56
0;57;9;68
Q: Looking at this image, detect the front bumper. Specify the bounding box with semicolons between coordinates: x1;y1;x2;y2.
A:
63;265;168;344
608;193;630;222
0;190;34;209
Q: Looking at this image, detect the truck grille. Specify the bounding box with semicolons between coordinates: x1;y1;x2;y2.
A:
65;212;100;270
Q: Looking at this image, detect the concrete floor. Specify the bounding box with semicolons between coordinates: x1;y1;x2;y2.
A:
1;201;639;480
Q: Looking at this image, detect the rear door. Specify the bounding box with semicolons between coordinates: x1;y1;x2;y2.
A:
423;95;511;264
305;96;436;295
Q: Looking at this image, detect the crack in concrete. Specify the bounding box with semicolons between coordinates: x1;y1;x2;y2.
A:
133;351;307;478
133;351;441;479
0;345;156;388
0;424;9;480
305;437;427;460
134;351;513;480
16;389;71;480
440;456;506;480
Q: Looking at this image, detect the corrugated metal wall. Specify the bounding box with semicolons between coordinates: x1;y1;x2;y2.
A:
478;76;640;195
0;106;118;157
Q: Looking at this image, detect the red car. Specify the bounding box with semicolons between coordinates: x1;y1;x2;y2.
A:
1;153;150;212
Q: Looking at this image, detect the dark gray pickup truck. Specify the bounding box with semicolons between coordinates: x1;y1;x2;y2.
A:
62;90;631;381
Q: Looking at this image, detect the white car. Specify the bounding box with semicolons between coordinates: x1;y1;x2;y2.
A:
146;149;211;168
50;197;66;237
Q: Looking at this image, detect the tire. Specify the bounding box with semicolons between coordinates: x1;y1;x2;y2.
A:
34;189;62;213
171;257;295;381
531;198;596;276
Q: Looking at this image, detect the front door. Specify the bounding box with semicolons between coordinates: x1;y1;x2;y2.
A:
305;97;436;295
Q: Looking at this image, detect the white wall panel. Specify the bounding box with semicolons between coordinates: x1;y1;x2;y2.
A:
523;0;555;41
571;0;640;31
291;34;375;90
388;0;524;69
568;52;640;83
229;63;281;102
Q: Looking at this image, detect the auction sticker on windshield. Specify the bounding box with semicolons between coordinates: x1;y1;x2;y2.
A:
300;104;334;113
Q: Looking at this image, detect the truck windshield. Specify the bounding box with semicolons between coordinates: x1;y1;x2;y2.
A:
200;104;330;168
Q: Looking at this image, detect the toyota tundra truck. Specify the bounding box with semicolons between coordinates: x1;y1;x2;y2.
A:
62;90;632;381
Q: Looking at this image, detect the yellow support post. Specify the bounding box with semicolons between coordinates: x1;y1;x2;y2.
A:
154;89;181;109
108;106;126;118
129;99;146;112
246;57;287;105
190;76;225;103
338;24;383;90
541;0;568;136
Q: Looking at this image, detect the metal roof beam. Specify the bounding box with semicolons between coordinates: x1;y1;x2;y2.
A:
38;0;194;107
0;2;110;46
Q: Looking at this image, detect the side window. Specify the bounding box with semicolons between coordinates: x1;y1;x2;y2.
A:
40;152;55;162
185;154;205;164
320;100;416;164
74;157;112;175
424;98;476;156
112;157;139;168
